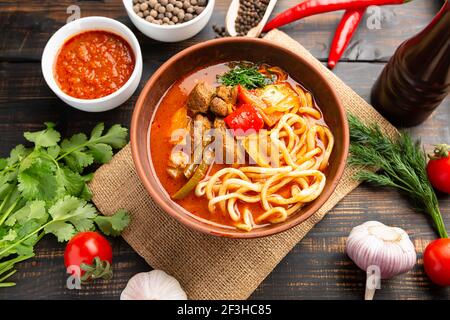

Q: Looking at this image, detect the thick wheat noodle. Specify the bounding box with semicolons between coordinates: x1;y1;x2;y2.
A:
193;108;333;230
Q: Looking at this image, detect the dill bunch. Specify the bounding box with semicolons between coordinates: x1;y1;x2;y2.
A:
217;65;273;89
348;114;448;238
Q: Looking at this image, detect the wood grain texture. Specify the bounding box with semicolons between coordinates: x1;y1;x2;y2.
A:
0;0;449;300
0;0;441;61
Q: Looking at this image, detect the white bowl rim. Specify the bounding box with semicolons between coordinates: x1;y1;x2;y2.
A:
41;16;143;106
123;0;215;30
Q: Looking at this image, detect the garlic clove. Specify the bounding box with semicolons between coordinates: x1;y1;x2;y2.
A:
120;270;187;300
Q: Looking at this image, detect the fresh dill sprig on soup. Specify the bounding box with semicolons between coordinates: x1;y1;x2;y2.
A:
217;65;273;89
348;114;448;239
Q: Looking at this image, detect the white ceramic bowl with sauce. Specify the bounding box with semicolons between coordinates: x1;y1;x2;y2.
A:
123;0;214;42
41;16;143;112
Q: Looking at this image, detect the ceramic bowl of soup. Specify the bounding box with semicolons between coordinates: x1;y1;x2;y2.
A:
131;37;349;238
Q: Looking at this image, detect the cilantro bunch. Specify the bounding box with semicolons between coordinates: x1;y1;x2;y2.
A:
0;123;130;287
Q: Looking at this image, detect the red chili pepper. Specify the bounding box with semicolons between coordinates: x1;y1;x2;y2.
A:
263;0;411;32
328;8;366;69
224;103;264;134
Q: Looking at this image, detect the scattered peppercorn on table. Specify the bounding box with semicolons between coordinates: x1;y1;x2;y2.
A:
0;0;449;299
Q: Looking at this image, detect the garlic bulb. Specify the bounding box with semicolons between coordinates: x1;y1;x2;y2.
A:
120;270;187;300
346;221;416;299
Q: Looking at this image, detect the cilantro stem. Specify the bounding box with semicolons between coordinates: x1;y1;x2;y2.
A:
0;185;14;215
0;282;15;287
0;196;22;227
0;270;16;283
0;223;49;258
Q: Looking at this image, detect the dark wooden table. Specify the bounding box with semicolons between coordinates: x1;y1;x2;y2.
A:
1;0;449;300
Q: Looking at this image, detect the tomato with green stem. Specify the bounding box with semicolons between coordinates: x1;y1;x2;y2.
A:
64;231;113;282
427;144;450;194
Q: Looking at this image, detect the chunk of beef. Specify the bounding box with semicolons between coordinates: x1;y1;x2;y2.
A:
216;85;238;105
209;97;230;117
187;81;215;114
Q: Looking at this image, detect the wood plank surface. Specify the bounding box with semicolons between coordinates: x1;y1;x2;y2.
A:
0;0;449;300
0;0;442;61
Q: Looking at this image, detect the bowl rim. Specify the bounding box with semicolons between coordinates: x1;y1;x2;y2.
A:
131;37;349;239
41;16;143;106
123;0;215;30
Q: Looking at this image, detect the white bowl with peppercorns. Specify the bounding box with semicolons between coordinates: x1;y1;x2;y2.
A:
123;0;214;42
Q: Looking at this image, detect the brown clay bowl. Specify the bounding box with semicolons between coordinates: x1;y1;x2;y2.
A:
131;37;349;238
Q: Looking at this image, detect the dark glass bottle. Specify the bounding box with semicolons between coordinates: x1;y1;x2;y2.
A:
371;1;450;127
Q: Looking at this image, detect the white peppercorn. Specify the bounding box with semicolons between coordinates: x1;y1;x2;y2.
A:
137;11;144;17
149;0;157;7
172;16;179;23
150;9;158;17
158;5;166;13
133;4;140;13
140;2;148;10
160;0;168;5
166;3;174;12
165;12;173;18
184;13;193;21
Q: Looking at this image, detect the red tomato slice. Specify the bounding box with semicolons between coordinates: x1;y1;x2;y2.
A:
224;103;264;135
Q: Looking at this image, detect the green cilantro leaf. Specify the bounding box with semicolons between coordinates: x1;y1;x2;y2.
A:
88;143;113;163
94;124;128;149
24;123;61;148
45;145;61;159
48;195;97;231
8;145;31;166
55;167;85;197
44;221;75;242
94;209;130;236
63;152;94;174
17;157;57;201
0;159;7;171
90;123;105;140
5;200;48;226
0;230;17;242
80;185;93;201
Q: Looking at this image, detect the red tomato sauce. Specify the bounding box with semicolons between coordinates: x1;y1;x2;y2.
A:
54;30;135;100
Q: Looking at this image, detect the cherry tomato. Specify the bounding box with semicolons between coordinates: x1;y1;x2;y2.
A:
64;231;112;275
426;144;450;194
423;238;450;286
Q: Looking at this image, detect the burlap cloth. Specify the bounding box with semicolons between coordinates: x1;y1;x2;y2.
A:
90;30;397;300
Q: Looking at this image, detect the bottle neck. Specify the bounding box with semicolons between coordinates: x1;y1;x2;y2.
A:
401;1;450;84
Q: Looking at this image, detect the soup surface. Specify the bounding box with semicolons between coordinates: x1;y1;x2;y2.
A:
55;30;135;99
150;62;334;231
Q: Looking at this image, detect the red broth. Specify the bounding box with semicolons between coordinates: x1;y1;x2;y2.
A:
54;30;135;100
